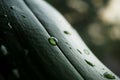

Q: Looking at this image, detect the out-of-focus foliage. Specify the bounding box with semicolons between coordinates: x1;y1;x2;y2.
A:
46;0;120;77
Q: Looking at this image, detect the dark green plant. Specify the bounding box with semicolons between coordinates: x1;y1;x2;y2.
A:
0;0;119;80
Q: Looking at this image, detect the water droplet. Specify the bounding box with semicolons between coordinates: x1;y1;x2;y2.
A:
21;15;26;18
103;72;115;79
4;14;7;17
8;22;12;29
77;49;82;54
48;37;58;46
12;69;20;78
10;6;14;10
85;59;94;67
83;49;90;55
0;45;8;55
64;31;71;35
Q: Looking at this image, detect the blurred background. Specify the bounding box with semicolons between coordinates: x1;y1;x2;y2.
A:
46;0;120;77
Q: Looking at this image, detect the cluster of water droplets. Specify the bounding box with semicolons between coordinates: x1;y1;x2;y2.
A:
63;30;116;79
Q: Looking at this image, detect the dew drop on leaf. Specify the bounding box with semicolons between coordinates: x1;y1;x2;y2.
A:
8;22;12;29
104;72;115;79
64;31;71;35
10;6;14;10
77;49;82;54
21;15;26;18
0;45;8;55
48;37;58;46
4;14;7;17
85;59;94;67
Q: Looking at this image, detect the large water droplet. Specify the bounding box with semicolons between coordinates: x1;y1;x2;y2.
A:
48;37;58;46
0;45;8;55
8;22;12;29
83;49;90;55
64;31;71;35
12;69;20;78
85;59;94;67
103;72;115;79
